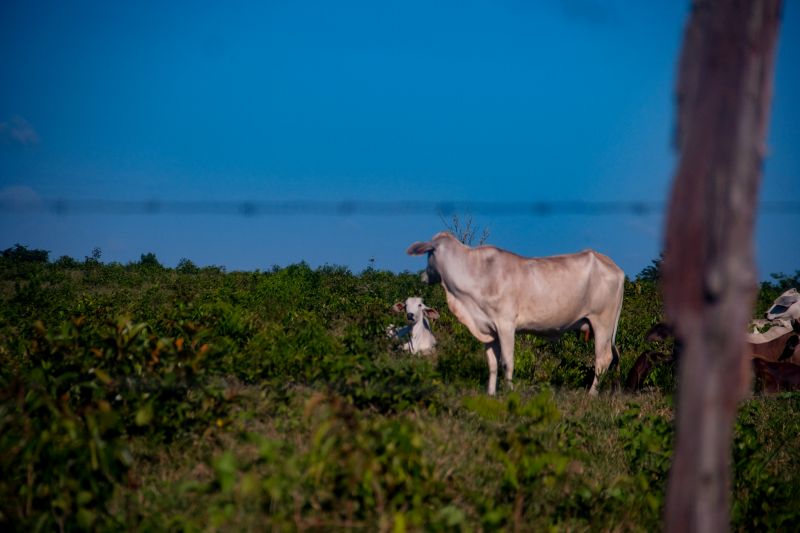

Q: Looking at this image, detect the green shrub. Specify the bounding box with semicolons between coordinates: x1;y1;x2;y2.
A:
462;390;572;529
0;366;130;530
137;252;162;270
195;394;459;530
2;255;799;530
1;244;49;264
617;403;673;511
176;258;199;274
732;398;800;530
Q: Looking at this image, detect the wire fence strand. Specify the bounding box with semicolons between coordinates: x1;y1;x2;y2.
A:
1;198;797;217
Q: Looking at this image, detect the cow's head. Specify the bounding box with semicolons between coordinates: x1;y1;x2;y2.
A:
406;232;455;285
392;297;439;324
766;288;800;321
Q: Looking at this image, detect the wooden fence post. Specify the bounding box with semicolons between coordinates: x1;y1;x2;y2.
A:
663;1;782;532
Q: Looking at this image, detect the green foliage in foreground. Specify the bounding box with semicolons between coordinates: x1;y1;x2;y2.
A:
0;250;798;531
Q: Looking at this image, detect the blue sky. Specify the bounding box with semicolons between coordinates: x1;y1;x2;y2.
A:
1;0;798;277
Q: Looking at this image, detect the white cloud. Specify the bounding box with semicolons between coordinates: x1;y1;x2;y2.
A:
0;185;44;211
0;116;40;145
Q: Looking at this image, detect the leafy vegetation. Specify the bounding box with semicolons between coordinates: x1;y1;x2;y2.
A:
0;245;797;530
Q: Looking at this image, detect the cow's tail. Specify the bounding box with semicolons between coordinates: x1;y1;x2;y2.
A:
609;278;624;373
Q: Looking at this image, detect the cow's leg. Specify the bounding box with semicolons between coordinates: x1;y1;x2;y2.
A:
589;322;616;395
485;340;500;395
497;325;516;391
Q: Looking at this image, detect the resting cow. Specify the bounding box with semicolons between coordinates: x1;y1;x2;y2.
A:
752;357;800;393
625;350;674;392
765;288;800;321
388;297;439;355
747;319;800;364
624;323;681;392
407;232;624;395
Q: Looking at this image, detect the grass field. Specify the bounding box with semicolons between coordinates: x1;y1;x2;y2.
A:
1;247;799;531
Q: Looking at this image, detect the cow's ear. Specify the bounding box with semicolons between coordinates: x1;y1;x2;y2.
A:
424;307;440;320
392;302;405;313
407;241;434;255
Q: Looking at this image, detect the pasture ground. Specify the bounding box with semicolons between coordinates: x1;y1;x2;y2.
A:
1;250;798;530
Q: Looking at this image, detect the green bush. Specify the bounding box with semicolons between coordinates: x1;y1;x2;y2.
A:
617;404;674;512
0;364;131;530
194;394;459;530
1;254;798;530
732;397;800;530
2;244;49;264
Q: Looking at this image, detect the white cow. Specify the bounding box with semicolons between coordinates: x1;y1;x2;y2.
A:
407;232;624;395
765;288;800;321
388;297;439;355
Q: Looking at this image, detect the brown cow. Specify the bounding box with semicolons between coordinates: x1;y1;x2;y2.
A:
747;320;800;364
752;357;800;393
645;323;675;343
624;322;681;392
624;318;800;393
625;350;674;392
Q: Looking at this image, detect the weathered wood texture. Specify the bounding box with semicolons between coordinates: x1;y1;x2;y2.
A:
663;1;782;532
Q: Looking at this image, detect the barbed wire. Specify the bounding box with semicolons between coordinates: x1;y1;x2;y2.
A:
1;198;797;216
